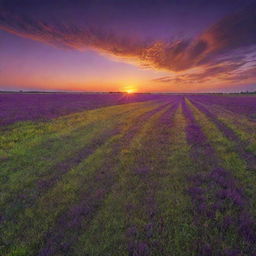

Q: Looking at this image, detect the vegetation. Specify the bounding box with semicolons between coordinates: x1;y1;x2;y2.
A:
0;94;256;255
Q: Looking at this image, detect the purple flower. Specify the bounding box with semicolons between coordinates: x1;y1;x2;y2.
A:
127;226;138;237
144;223;153;238
223;248;241;256
222;216;235;230
200;243;212;256
188;186;204;196
128;241;150;256
239;212;256;243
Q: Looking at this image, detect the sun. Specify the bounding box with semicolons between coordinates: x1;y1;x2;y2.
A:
122;86;137;94
126;89;135;94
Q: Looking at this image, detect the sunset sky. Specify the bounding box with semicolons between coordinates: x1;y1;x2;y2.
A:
0;0;256;93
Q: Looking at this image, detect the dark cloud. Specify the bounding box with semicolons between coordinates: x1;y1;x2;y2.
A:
0;0;255;85
202;5;256;50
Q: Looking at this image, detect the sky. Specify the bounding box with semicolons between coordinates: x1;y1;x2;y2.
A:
0;0;256;93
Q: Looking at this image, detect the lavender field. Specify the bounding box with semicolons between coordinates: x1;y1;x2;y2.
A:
0;93;256;256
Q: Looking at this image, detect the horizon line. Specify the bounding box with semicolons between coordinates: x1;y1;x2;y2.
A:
0;90;256;95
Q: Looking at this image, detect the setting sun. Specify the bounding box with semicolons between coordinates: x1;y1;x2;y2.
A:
126;89;136;94
121;86;137;94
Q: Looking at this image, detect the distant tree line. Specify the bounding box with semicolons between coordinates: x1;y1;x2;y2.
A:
240;90;256;94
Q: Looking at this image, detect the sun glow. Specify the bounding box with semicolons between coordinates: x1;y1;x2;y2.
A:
121;85;137;94
126;88;136;94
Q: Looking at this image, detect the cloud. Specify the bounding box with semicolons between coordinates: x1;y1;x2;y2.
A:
153;55;256;88
0;1;256;86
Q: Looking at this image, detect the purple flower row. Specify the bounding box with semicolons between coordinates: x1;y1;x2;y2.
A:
189;99;256;170
182;98;256;255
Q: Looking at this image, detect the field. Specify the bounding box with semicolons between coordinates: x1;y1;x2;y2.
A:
0;93;256;256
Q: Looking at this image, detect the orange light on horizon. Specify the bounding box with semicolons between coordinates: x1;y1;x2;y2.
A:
121;85;138;94
126;88;136;94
